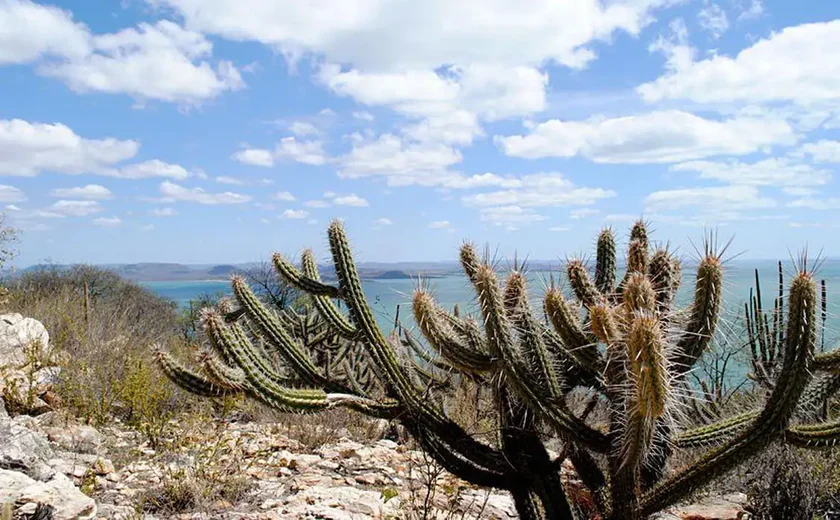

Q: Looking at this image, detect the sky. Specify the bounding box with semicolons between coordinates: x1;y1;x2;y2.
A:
1;0;839;267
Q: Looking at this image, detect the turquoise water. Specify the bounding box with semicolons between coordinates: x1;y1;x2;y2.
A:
140;260;840;348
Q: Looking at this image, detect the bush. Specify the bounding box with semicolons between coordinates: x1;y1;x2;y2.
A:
745;447;818;520
3;265;197;426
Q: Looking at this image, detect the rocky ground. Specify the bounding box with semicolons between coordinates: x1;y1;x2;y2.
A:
0;313;750;519
0;402;749;520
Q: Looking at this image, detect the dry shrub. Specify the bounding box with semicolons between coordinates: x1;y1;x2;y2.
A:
4;265;199;427
745;446;818;520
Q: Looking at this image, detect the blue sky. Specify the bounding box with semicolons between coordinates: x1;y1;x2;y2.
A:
1;0;839;267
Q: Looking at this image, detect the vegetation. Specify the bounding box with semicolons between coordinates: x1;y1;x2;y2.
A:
155;219;840;519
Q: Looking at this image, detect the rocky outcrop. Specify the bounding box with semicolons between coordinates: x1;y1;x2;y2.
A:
0;313;58;414
0;470;96;520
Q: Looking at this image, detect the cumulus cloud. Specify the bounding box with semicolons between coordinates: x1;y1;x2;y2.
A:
273;191;296;201
496;111;795;163
332;194;369;207
49;184;113;199
280;209;309;219
0;119;138;176
115;160;191;180
373;217;392;226
0;185;25;203
150;207;177;217
462;173;615;209
45;200;102;217
638;20;840;106
644;185;775;212
428;220;451;229
275;137;328;166
800;140;840;163
232;148;274;167
159;181;251;204
671;158;831;187
92;216;122;227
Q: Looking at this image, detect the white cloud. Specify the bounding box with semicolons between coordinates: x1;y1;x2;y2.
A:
47;200;102;217
429;220;451;229
671;158;831;187
41;20;243;103
549;226;570;232
280;209;309;219
232;148;274;167
644;185;775;212
215;176;244;185
304;200;329;208
332;194;369;207
497;111;795;163
373;217;392;226
0;119;138;176
697;3;728;38
353;111;374;121
274;191;296;201
159;181;251;204
0;0;90;64
153;0;673;72
800;140;840;163
0;185;25;203
49;184;113;200
288;121;320;137
787;198;840;210
638;20;840;105
338;134;464;187
736;0;763;20
116;159;190;179
571;208;600;219
463;173;615;210
401;110;481;146
92;216;122;227
479;205;547;225
150;207;177;217
275;137;328;166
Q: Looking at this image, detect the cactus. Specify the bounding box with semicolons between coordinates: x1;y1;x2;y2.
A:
155;220;840;520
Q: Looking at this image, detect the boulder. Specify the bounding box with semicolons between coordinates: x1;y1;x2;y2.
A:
46;425;105;454
0;417;55;481
0;469;96;519
0;314;51;368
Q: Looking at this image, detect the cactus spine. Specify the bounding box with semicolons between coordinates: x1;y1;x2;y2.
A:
155;219;840;520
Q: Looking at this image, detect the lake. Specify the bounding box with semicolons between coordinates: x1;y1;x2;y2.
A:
140;259;840;352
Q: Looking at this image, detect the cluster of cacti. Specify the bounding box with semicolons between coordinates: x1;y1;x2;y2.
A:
155;219;840;520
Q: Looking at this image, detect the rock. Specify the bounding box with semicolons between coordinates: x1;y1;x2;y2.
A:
46;425;105;454
0;369;52;415
0;469;96;519
0;314;50;369
0;417;55;481
657;493;748;520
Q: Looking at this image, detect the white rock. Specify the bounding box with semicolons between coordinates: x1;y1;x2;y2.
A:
0;469;96;519
0;314;50;369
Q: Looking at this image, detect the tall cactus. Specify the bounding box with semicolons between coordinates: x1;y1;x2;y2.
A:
155;220;840;520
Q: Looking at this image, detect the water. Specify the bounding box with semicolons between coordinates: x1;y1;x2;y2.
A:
140;259;840;350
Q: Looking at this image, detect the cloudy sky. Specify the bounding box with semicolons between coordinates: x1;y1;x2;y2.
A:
1;0;838;266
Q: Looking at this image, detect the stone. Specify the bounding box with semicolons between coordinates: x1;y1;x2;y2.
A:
0;469;96;519
46;425;105;454
0;417;55;481
0;314;50;369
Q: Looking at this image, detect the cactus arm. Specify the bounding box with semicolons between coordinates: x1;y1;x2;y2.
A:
472;262;609;451
504;271;563;398
300;249;359;338
544;288;603;374
785;419;840;449
413;290;497;373
814;349;840;372
595;227;617;294
673;411;759;448
648;249;681;313
198;350;249;390
231;275;338;390
154;349;239;398
567;259;603;309
673;255;723;375
640;271;817;516
272;252;341;298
